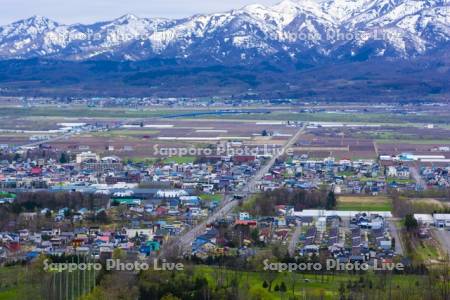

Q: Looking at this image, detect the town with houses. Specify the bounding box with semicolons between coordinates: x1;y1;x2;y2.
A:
1;137;450;266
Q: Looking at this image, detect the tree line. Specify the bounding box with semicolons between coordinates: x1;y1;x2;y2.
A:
240;188;336;216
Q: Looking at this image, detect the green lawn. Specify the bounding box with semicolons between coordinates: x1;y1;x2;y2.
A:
377;139;450;145
199;193;223;202
336;202;392;211
387;178;415;184
0;262;442;300
194;265;426;299
337;171;354;177
163;156;197;164
0;106;194;119
416;241;440;261
90;129;160;138
124;157;158;165
188;110;450;125
358;176;381;182
337;196;392;212
0;288;18;300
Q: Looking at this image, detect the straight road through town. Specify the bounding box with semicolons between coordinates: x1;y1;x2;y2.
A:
161;123;307;256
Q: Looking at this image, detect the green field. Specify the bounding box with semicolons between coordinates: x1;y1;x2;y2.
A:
415;241;441;261
386;178;415;185
163;156;197;164
337;203;393;211
337;196;392;211
90;129;160;138
188;110;450;125
199;193;223;202
377;139;450;145
5;105;447;125
0;288;18;300
193;265;427;300
0;106;193;119
0;262;445;300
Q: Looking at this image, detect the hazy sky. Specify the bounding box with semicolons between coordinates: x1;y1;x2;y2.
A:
1;0;281;25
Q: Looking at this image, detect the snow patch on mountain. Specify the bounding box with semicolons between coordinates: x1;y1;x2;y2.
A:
0;0;448;62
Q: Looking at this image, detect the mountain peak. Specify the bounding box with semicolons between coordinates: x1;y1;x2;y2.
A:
25;15;58;26
114;14;140;23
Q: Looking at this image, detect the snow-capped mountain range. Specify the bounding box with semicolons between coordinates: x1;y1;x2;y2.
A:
0;0;449;63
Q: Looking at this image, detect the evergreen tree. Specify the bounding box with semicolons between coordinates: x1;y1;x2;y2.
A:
326;191;337;210
59;152;69;164
405;214;418;231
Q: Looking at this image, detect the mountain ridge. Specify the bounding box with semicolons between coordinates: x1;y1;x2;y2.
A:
0;0;448;63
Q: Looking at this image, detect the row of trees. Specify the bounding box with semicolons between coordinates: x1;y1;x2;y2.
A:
242;188;336;216
11;191;109;213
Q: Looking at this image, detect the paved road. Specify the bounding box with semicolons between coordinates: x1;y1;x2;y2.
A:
388;220;404;256
288;223;302;256
18;123;124;150
18;125;114;149
19;132;76;149
410;166;426;189
162;124;307;255
373;141;379;157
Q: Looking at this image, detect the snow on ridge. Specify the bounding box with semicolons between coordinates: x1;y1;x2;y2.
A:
0;0;448;60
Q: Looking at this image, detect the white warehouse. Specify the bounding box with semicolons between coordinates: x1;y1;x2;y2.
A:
433;214;450;228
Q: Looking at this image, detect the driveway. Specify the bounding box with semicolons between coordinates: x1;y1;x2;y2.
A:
388;220;404;256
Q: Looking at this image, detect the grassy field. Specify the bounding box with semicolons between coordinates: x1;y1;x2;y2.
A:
0;106;192;119
337;196;392;211
90;129;160;138
415;240;442;263
0;288;18;300
199;193;223;202
354;131;450;143
386;178;415;184
123;157;158;164
0;263;443;300
5;105;444;126
411;198;450;214
190;110;450;125
194;265;427;300
337;171;355;177
163;156;197;164
0;266;23;300
377;139;450;145
404;229;445;265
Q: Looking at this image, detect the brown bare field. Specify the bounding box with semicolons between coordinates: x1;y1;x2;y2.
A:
339;195;391;204
23;119;297;159
294;131;377;159
298;125;450;160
